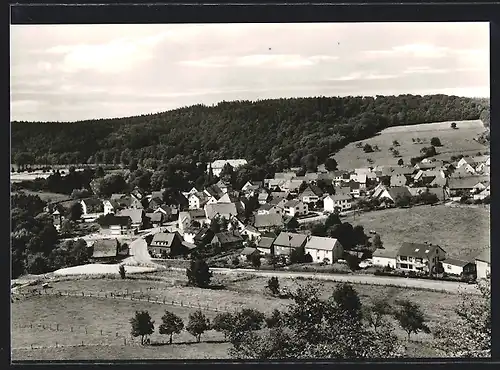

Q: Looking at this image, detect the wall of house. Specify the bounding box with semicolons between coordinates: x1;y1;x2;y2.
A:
442;263;463;276
274;245;294;256
396;256;430;273
373;256;397;269
476;260;490;280
257;247;272;255
305;248;334;264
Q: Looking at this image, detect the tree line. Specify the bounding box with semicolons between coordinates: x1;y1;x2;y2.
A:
12;95;485;172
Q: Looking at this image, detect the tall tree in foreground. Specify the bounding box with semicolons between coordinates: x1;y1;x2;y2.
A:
211;312;235;340
159;311;184;344
363;298;391;333
433;279;490;357
186;258;213;288
130;311;155;345
394;299;430;340
186;310;210;343
229;283;402;359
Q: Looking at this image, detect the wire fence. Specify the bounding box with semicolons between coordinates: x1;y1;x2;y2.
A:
12;287;235;313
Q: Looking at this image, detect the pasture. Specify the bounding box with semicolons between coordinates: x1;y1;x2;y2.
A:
335;120;487;169
343;204;490;260
11;270;461;360
11;190;71;204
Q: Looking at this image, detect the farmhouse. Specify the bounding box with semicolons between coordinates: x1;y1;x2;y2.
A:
323;194;352;212
350;173;367;189
154;205;177;221
103;200;119;215
446;176;490;197
283;199;308;217
116;208;145;229
182;187;200;199
257;236;275;255
218;192;240;204
396;242;447;274
372;249;398;269
377;187;412;203
281;179;305;193
209;159;248;177
274;172;297;180
130;193;144;209
240;225;262;241
91;239;128;263
299;184;324;203
189;192;214;210
304;236;343;264
348;181;361;198
475;248;490;280
241;181;261;193
254;213;284;232
204;184;224;199
390;174;407;187
211;231;244;250
240;247;261;261
216;180;231;194
193;228;215;246
258;191;271;205
264;178;287;189
148;197;164;211
273;232;308;256
149;232;185;258
80;198;103;215
204;202;238;221
442;258;476;276
52;210;62;231
257;203;283;215
105;215;133;236
146;212;163;227
178;209;207;233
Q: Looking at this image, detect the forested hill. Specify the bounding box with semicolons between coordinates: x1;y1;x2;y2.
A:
12;94;488;169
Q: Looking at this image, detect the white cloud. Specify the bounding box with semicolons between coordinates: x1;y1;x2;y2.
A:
403;66;448;75
328;71;398;81
179;54;338;69
364;43;449;59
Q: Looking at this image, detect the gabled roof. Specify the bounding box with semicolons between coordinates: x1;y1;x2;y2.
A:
269;196;286;206
442;258;473;267
398;242;446;258
305;236;341;251
189;209;206;219
204;184;224;198
334;186;351;196
383;186;412;200
211;159;248;168
274;172;297;179
92;239;119;258
151;232;178;246
372;249;398;258
150;190;165;199
475;248;490;263
218;192;239;203
273;232;308;248
146;213;163;222
325;193;352;202
81;197;102;207
448;176;490;190
254;213;283;228
109;215;132;226
214;231;243;244
116;208;144;224
241;247;260;256
284;199;303;208
258;192;270;200
205;202;238;219
194;228;215;243
110;193;127;201
258;236;275;250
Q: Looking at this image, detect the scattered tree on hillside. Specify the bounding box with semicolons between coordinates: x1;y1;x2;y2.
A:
159;311;184;344
324;156;338;171
394;300;430;340
363;144;374;153
392;140;400;147
186;310;210;343
68;202;83;221
451;122;457;129
211;312;235;340
430;137;442;147
186;258;213;288
130;311;155;345
372;234;383;249
398;158;404;166
392;149;401;158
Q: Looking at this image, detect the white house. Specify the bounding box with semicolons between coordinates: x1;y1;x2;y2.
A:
304;236;343;264
475;248;490;280
183;229;198;244
474;184;490;200
396;242;447;274
103;200;116;215
80;198;103;216
350;173;367;189
372;249;398;269
209;159;248;177
299;184;323;204
188;192;216;210
323;194;352;212
283;199;308;217
456;158;477;174
257;203;283;215
441;258;476;276
181;187;200;199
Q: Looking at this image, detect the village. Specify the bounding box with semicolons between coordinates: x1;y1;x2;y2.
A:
42;150;491;284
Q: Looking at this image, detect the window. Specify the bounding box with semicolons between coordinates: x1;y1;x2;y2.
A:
415;258;423;263
407;264;414;270
408;257;413;262
446;265;451;270
416;267;423;271
400;263;408;269
400;256;407;261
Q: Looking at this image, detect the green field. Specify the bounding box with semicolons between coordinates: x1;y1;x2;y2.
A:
12;271;461;360
343;204;490;260
335;120;487;169
12;190;71;204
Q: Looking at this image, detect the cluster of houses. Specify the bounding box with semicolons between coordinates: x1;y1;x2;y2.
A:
372;243;490;280
46;155;490;281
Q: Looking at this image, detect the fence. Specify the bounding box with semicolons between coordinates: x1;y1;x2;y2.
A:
13;288;235;313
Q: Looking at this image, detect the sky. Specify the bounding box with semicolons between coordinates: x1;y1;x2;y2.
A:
10;22;489;122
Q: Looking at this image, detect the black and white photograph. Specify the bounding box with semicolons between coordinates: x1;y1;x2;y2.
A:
10;21;491;361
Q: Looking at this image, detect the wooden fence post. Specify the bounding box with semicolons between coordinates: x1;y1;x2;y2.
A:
71;327;73;332
55;341;58;348
82;341;84;346
85;327;88;334
57;324;59;331
30;323;33;329
101;329;103;335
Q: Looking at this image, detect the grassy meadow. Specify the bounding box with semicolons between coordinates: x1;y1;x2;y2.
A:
335;120;487;169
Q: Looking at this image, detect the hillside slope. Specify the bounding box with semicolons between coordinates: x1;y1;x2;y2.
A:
11;95;488;169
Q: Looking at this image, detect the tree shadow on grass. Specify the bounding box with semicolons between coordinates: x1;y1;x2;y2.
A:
206;284;226;290
150;339;227;347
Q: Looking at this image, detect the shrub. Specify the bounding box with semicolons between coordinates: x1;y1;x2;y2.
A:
266;276;280;296
430;137;442;147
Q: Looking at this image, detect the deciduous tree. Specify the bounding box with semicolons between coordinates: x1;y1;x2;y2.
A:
130;311;155;345
186;310;210;343
159;311;184;344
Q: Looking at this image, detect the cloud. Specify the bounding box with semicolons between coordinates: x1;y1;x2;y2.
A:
403;66;449;75
179;54;338;69
328;71;398;81
364;43;450;59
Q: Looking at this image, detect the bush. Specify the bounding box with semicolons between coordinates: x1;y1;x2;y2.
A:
266;277;280;296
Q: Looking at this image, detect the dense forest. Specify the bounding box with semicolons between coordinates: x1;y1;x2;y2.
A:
12;95;489;171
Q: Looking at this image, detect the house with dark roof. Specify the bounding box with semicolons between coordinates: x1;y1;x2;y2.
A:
149;232;189;258
299;184;324;204
272;232;308;256
241;225;262;241
91;239;128;263
130;193;145;209
283;199;308;217
146;212;163;227
442;258;476;276
475;248;490;280
80;198;103;215
258;191;271;205
154;205;177;221
304;235;343;264
446;176;490;197
377;186;412;203
396;242;447;274
189;192;215;210
103;215;133;236
257;236;275;255
204;184;224;199
390;174;408;187
148;197;164;211
257;203;283;216
193;228;215;247
254;213;283;232
210;231;244;250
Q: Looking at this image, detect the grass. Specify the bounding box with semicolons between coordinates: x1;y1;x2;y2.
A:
11;189;71;203
12;271;463;359
11;295;229;360
342;204;490;260
334;119;487;169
